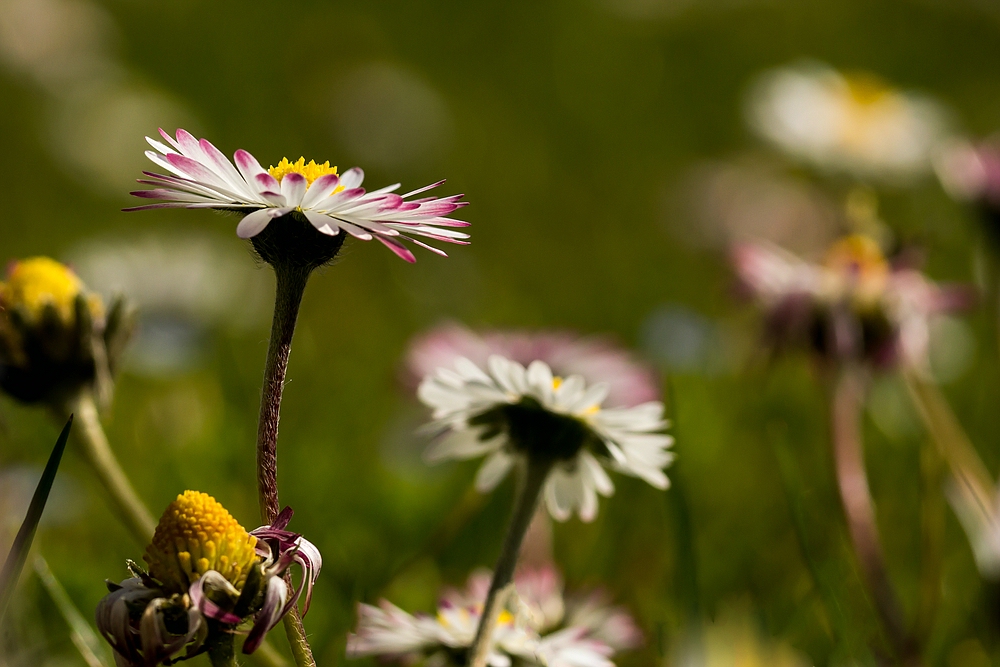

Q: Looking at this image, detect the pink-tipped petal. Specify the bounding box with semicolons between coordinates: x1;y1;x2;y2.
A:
300;173;341;209
158;128;183;152
236;208;281;238
401;179;445;198
280;172;307;207
339;167;365;190
377;236;416;263
235;148;268;183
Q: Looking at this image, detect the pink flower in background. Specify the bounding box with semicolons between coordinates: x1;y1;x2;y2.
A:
406;323;660;408
732;234;970;371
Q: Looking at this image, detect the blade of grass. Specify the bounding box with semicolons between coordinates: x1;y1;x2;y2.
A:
34;555;108;667
0;415;73;625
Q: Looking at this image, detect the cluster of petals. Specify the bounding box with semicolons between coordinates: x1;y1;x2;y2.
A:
405;323;660;408
731;239;969;370
127;129;469;262
347;566;641;666
96;508;321;665
418;355;673;521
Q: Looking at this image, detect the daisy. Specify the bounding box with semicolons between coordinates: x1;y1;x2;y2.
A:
746;62;950;181
96;491;320;665
418;355;673;522
405;324;660;408
127;129;469;264
347;565;638;667
732;234;969;371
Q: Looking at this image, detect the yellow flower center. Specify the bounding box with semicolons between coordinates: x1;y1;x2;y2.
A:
843;73;893;107
0;257;91;324
823;234;888;277
267;157;339;186
143;491;258;592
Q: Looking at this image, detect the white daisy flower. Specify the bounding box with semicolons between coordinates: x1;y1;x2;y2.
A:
746;62;950;182
127;128;469;263
347;566;637;667
417;354;674;522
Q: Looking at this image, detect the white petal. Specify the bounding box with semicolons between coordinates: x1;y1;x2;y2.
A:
475;451;516;491
236;208;279;238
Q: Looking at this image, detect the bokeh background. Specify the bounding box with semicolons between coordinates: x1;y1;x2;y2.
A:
3;0;1000;665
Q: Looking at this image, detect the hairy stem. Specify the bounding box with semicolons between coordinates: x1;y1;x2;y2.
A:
830;366;917;663
62;390;155;546
468;456;554;667
257;264;311;525
255;263;316;667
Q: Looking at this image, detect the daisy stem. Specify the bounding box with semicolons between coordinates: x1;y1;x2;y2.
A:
830;365;918;664
59;390;155;546
257;263;311;525
468;455;554;667
207;633;238;667
255;262;316;667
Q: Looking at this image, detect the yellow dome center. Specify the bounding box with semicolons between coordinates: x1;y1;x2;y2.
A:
267;157;339;186
143;491;258;592
0;257;87;324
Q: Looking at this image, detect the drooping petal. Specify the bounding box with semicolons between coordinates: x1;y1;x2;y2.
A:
236;208;288;239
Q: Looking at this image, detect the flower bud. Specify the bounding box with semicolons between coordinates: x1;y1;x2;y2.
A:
0;258;133;406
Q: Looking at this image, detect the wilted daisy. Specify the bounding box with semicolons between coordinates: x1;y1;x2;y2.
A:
732;234;969;371
96;491;320;666
746;62;950;181
419;355;673;522
406;324;660;408
127;128;469;266
347;565;640;667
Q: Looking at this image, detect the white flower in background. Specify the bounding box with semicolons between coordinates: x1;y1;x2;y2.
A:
418;355;673;522
406;323;660;408
347;566;640;666
746;62;951;181
128;129;469;263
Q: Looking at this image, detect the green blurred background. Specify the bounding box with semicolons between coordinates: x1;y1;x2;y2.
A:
3;0;1000;665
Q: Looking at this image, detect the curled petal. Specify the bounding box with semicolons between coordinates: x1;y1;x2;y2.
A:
243;576;288;654
189;571;242;625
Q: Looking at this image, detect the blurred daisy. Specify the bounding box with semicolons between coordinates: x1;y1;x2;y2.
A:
347;565;640;666
127;128;469;263
732;234;969;371
746;62;950;181
406;323;660;408
96;491;320;665
418;355;673;522
0;256;129;406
